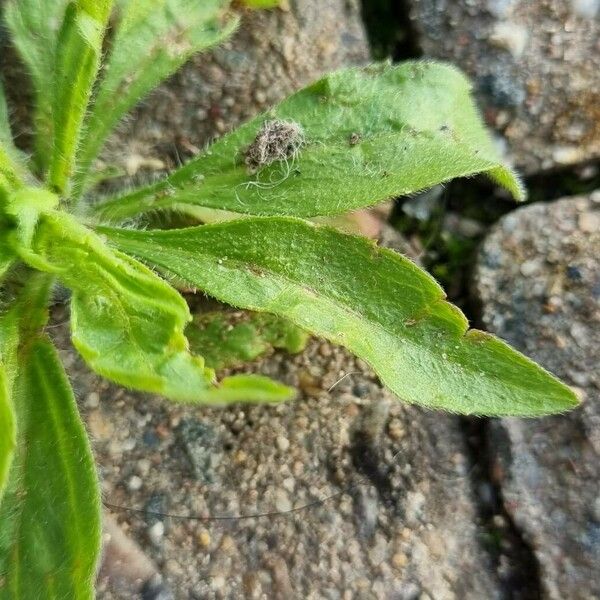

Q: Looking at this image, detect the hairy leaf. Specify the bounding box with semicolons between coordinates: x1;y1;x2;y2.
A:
0;83;29;190
0;336;100;599
0;274;60;508
0;83;14;157
0;250;13;282
100;218;578;416
0;146;18;191
94;62;524;222
3;0;69;167
47;0;113;195
0;183;15;283
73;0;237;197
3;187;61;274
24;211;292;403
187;311;308;370
0;367;14;506
0;311;18;505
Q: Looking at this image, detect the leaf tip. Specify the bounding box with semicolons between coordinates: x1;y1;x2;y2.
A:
488;165;527;203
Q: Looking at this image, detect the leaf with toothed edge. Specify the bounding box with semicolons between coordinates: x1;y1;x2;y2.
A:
93;61;525;223
99;218;578;416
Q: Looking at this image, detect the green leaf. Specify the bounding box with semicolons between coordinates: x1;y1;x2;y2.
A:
0;335;100;600
3;0;69;102
0;367;14;507
24;211;292;404
47;0;113;195
242;0;283;8
5;188;60;251
0;273;54;509
93;61;525;223
0;167;16;278
0;82;30;190
100;218;578;416
0;311;18;505
0;259;13;281
73;0;237;198
0;252;13;283
187;311;308;370
0;82;14;152
3;0;70;169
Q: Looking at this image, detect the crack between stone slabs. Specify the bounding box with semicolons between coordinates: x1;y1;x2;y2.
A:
462;416;543;600
523;159;600;203
360;0;423;61
347;427;401;544
349;425;395;505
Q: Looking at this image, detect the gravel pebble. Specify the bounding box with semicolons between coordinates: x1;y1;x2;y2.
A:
148;522;165;548
128;476;143;492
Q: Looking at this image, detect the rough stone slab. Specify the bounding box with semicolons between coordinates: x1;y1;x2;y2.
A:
409;1;600;173
474;193;600;599
56;320;500;599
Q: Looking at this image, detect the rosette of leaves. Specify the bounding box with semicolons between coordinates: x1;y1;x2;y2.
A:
0;0;578;596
